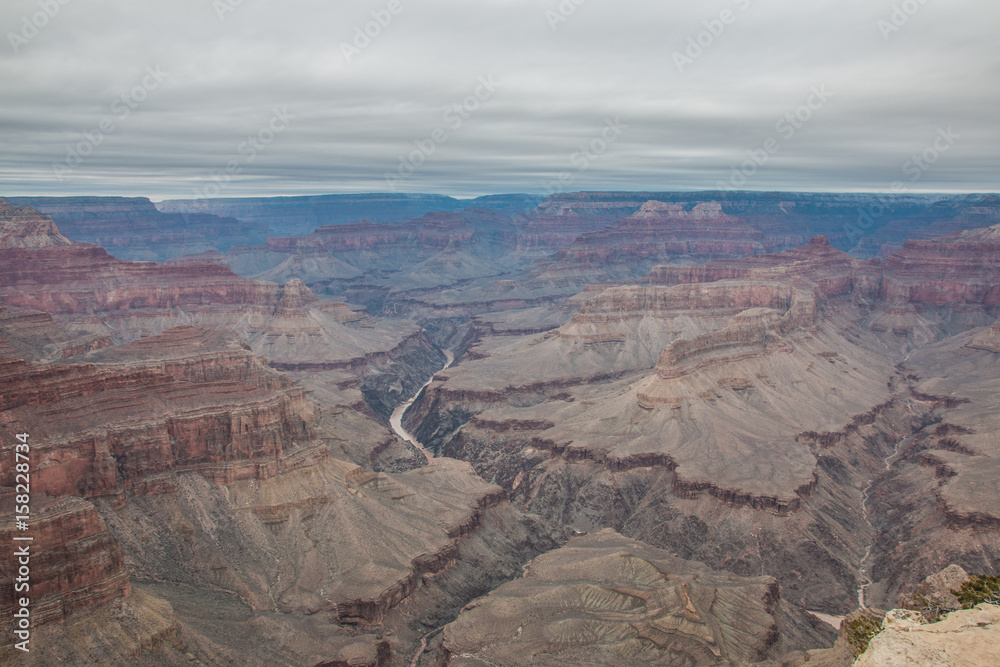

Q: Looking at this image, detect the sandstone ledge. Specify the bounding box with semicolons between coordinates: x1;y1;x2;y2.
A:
855;604;1000;666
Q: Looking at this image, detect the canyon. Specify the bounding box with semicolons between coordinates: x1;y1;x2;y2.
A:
1;192;998;665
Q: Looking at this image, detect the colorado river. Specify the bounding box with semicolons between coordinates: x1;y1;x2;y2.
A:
390;350;454;460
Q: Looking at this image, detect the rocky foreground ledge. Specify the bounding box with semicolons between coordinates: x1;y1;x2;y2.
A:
855;604;1000;666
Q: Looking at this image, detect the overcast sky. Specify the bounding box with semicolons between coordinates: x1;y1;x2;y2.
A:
0;0;997;199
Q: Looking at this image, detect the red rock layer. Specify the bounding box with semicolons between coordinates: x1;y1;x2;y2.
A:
646;228;1000;311
0;495;131;627
264;210;505;254
508;208;609;252
0;307;106;361
0;328;316;500
550;201;792;265
573;282;798;323
880;226;1000;306
0;244;280;315
646;235;876;298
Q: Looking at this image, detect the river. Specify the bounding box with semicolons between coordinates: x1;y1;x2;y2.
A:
389;349;454;461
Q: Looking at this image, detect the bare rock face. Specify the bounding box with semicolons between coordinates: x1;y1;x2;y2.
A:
646;235;878;300
855;604;1000;666
0;210;549;663
0;314;546;664
0;327;316;501
441;529;828;665
880;223;1000;308
899;564;970;611
509;206;609;253
0;200;72;249
0;306;113;361
0;495;130;627
0;242;281;317
530;200;802;283
528;191;1000;254
969;317;1000;352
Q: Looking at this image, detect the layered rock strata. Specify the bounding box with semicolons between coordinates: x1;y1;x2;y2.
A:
441;529;834;665
405;237;943;613
7;196;268;262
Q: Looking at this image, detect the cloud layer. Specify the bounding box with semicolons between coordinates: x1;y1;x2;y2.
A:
1;0;997;198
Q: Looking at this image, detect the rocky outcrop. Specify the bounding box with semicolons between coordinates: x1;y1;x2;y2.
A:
0;199;72;249
898;564;970;611
0;306;112;361
101;456;525;622
880;224;1000;307
0;495;130;627
646;235;878;300
530;201;802;283
573;282;799;322
86;325;295;389
14;582;394;666
441;529;833;665
855;604;1000;666
0;243;281;316
0;200;296;319
508;206;614;253
0;328;316;501
653;319;790;380
968;317;1000;352
266;222;408;252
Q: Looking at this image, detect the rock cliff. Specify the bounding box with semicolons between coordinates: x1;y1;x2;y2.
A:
528;201;802;284
0;199;73;249
0;495;131;627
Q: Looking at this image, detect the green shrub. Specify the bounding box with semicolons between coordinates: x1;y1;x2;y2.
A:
910;593;951;623
952;574;1000;609
846;614;883;656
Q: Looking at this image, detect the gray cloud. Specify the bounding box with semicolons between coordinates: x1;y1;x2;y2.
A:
0;0;997;198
